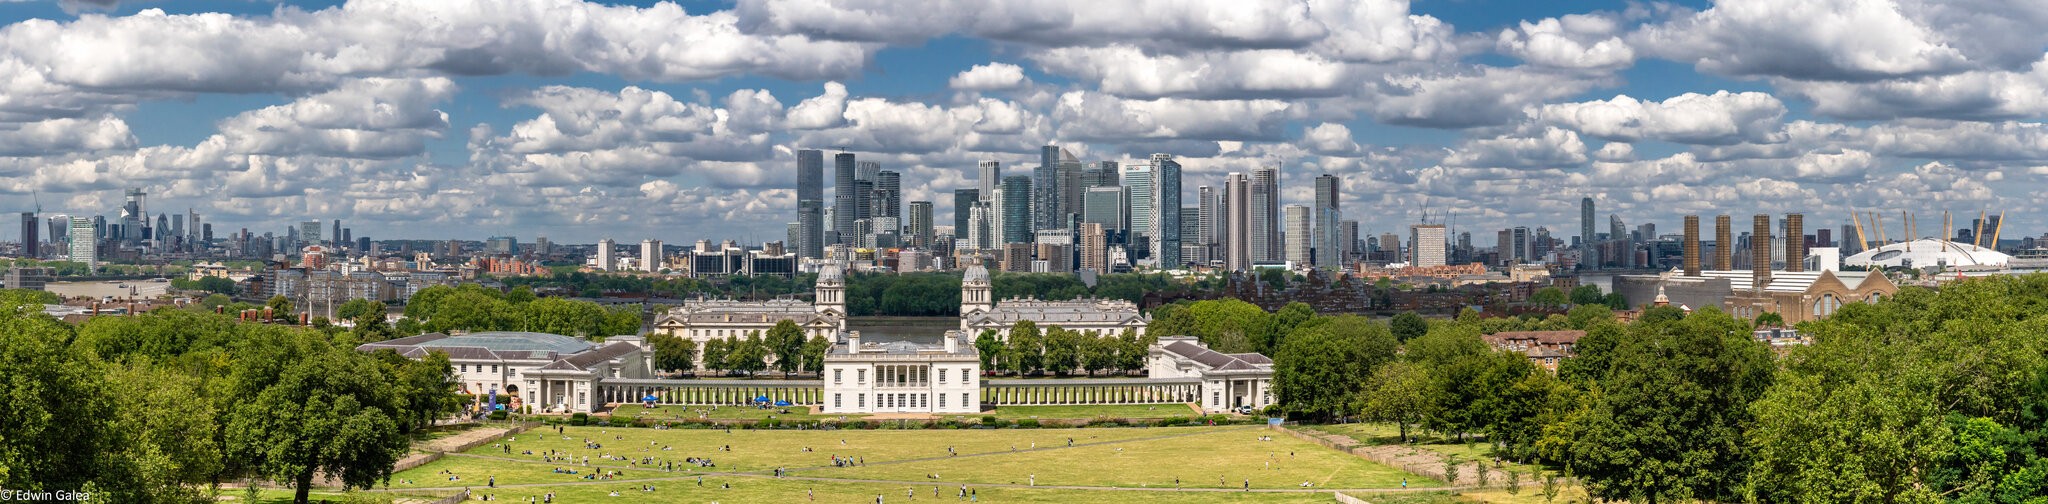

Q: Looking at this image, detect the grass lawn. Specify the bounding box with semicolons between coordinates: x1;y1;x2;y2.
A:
383;424;1434;498
945;403;1200;421
379;479;1372;503
836;427;1437;490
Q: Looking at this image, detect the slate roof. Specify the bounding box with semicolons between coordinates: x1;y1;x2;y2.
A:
966;298;1148;327
539;342;642;371
357;331;596;362
1159;339;1272;372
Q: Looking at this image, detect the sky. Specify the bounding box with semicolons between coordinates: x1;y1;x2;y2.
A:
1;0;2045;246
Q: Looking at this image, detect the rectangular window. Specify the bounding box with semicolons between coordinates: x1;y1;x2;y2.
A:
834;394;842;409
858;394;865;408
491;365;498;373
938;368;947;384
857;369;866;385
460;364;468;373
1212;392;1220;406
939;393;946;408
834;369;843;385
962;393;969;408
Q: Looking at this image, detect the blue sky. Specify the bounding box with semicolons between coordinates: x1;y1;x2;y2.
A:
0;0;2043;245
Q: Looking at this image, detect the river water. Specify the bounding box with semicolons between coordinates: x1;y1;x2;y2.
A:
845;316;959;344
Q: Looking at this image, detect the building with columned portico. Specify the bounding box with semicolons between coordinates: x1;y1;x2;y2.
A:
820;330;982;414
1147;336;1274;413
355;331;653;414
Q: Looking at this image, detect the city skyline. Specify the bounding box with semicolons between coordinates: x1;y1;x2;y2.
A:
0;0;2045;245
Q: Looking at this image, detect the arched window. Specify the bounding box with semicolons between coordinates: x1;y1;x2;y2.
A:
1813;294;1842;318
1867;292;1883;303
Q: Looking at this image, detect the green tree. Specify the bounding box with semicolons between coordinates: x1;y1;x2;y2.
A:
1006;321;1044;375
0;301;121;499
1529;287;1567;305
505;285;536;304
520;297;606;337
1601;292;1629;311
1559;306;1773;503
102;363;225;504
973;329;1005;375
1262;302;1318;354
765;320;807;377
335;299;378;321
701;337;730;373
377;350;458;433
1358;360;1433;442
1390;311;1429;342
1041;326;1080;376
265;295;294;321
1753;311;1784;327
800;335;831;375
225;335;411;504
1184;298;1268;353
649;334;697;374
1081;335;1118;377
726;334;769;375
1146;302;1194;337
1568;284;1604;305
1259;268;1288;291
1116;328;1149;374
1273;316;1398;422
599;305;643;336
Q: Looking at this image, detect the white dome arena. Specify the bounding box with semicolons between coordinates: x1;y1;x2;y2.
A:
1842;239;2010;269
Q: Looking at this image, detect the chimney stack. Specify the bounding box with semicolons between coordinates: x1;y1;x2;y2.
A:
1683;215;1701;276
1784;213;1805;273
1752;214;1772;290
1714;215;1733;271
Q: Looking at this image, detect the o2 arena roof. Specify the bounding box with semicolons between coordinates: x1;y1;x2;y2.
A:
1842;239;2010;269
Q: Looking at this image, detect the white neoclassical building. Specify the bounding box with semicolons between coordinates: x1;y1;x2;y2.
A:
820;330;982;414
957;264;1149;340
1148;336;1274;413
356;331;654;414
652;264;848;368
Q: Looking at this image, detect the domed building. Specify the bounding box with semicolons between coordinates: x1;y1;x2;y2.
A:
1843;239;2011;269
651;263;846;369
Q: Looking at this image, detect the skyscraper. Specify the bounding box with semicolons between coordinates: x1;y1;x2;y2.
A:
1197;185;1219;249
1312;174;1341;269
952;189;979;237
1083;186;1129;232
641;239;663;272
1000;175;1033;245
978;160;1001;196
834;152;857;244
797;149;825;259
69;217;95;272
597;238;617;271
1034;145;1064;232
1580;197;1595;245
1151;153;1181;268
1683;215;1701;276
1752;214;1772;288
1341;220;1360;264
1058;155;1084;228
907;201;934;248
1084;161;1120;187
1411;224;1447;267
121;188;144;244
1250;166;1280;262
873;170;901;219
18;212;36;258
1609;214;1629;268
1123;164;1155;257
1785;213;1804;273
332;220;341;247
1283;205;1311;266
1079;222;1107;273
300;221;322;247
1224;173;1251;271
1716;215;1734;270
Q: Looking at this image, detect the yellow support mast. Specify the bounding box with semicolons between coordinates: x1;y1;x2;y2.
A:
1850;210;1870;252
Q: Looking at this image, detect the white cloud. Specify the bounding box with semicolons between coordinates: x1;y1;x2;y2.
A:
1443;127;1588;168
1788;149;1874;180
0;115;134;155
1496;14;1635;70
786;82;850;130
1300;122;1363;157
1631;0;2048;81
1529;91;1787;145
1777;55;2048;121
948;63;1030;91
1031;45;1352;99
213;77;457;159
1052;91;1293;142
1370;66;1606;128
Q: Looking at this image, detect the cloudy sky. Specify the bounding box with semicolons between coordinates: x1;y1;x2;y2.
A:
2;0;2044;245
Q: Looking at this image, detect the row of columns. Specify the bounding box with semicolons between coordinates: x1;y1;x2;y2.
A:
982;383;1197;406
599;384;824;406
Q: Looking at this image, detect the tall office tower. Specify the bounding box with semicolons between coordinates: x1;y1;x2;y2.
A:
1079;222;1108;273
68;217;96;272
1683;215;1701;276
1179;207;1202;264
907;201;934;248
1340;220;1359;264
121;188;144;244
153;213;167;244
18;212;36;258
1609;214;1629;267
641;239;663;272
1224;173;1251;271
1150;154;1181;268
855;161;880;182
1283;205;1311;265
853;179;875;224
977;160;1001;197
596;238;617;271
873;170;901;219
966;203;995;250
952;189;979;236
535;236;552;256
1197;186;1219;248
1250;166;1280;262
47;216;65;246
1839;224;1858;255
1084;161;1120;187
834;152;858;244
1457;231;1472;262
1752;214;1772;289
201;224;212;244
797;149;825;259
341;228;352;248
1123;164;1155;256
1380;232;1401;260
1581;196;1595;255
1000;175;1033;245
331;220;341;246
1817;228;1832;248
1784;213;1805;273
1034;145;1064;232
1083;186;1130;232
171;214;184;243
1058;155;1084;226
187;208;200;241
1410;224;1447;267
1312;174;1341;269
300;221;322;246
1715;215;1734;270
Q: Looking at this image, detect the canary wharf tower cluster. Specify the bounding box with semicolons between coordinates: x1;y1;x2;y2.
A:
791;146;1340;275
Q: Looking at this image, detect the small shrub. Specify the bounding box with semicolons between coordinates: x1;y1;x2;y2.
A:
488;411;508;421
1015;418;1040;429
981;415;999;425
569;413;589;426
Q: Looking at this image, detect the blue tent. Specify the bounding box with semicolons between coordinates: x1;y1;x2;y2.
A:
643;395;660;402
774;400;793;407
754;396;771;403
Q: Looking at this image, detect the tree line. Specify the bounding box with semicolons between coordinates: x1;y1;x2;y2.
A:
970;322;1152;377
1240;275;2048;503
647;319;833;378
0;288;461;504
399;284;641;339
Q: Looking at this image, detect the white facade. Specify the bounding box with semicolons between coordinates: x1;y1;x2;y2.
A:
357;331;654;414
1147;336;1274;413
596;238;616;271
820;331;982;414
641;239;663;272
652;264;848;368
